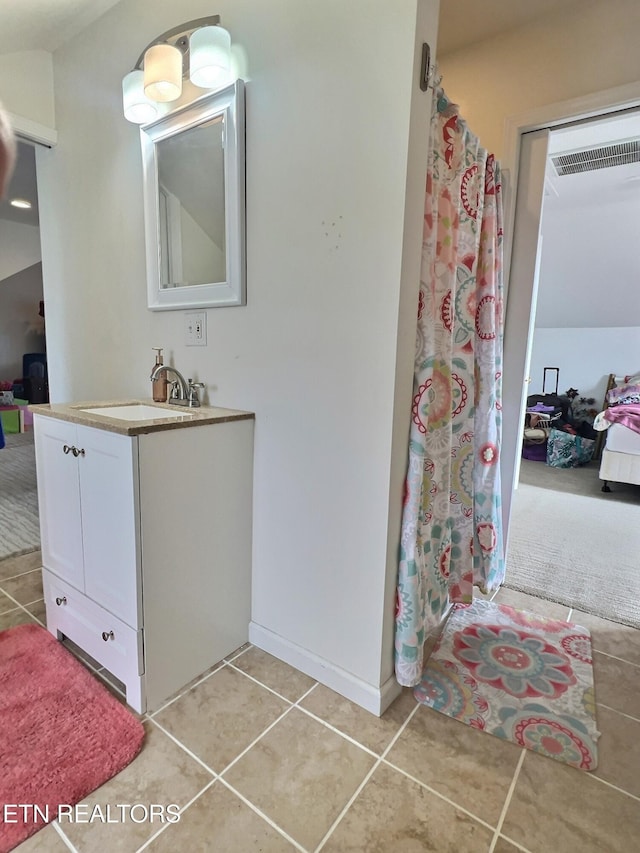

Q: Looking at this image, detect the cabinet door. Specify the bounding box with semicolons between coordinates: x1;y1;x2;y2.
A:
76;425;141;628
34;416;84;590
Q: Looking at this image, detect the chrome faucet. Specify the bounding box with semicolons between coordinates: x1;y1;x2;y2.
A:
149;365;204;407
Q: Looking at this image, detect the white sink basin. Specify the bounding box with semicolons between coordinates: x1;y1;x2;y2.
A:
80;404;196;422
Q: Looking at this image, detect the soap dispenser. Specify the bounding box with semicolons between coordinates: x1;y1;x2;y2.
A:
151;347;167;403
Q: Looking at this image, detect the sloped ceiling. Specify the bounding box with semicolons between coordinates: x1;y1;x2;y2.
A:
0;0;122;53
437;0;583;56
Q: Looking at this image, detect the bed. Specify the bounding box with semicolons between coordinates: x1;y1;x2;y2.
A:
595;373;640;492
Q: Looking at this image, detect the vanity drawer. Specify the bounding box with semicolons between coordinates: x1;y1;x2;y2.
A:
43;569;144;684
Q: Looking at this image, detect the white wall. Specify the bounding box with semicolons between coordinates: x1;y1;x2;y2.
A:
439;0;640;160
0;50;55;132
529;327;640;406
536;192;640;330
35;0;439;706
0;262;45;382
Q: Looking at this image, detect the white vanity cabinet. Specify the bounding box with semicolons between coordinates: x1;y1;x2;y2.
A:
33;407;254;713
35;418;141;628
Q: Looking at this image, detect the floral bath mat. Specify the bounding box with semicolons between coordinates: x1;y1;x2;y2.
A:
414;598;599;770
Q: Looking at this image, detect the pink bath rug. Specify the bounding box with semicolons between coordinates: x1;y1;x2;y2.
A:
414;598;599;770
0;623;144;851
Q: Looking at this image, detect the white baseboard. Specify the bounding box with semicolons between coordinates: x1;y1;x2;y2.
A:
249;621;402;716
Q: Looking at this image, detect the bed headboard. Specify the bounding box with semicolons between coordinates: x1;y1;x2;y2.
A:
603;374;618;408
595;373;631;459
610;374;632;389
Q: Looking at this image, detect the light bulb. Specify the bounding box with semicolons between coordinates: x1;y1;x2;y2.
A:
144;44;183;102
189;26;231;89
122;70;158;124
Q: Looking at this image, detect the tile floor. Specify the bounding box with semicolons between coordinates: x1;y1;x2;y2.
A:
1;550;640;852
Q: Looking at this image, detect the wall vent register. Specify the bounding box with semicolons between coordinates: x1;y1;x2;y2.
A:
551;139;640;176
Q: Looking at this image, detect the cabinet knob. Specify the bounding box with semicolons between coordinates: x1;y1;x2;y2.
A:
55;596;67;606
102;630;115;642
63;444;71;454
71;446;86;457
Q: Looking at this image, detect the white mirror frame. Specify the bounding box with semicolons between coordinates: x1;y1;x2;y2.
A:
141;79;246;310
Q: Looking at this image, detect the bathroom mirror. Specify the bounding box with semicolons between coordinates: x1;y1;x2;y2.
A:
141;80;245;310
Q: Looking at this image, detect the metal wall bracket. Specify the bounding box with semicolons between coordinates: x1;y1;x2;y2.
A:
419;43;431;92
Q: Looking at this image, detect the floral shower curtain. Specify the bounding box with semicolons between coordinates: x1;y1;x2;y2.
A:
395;87;505;688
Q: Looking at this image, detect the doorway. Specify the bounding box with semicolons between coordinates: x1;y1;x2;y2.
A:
0;140;46;404
501;93;640;625
0;139;46;560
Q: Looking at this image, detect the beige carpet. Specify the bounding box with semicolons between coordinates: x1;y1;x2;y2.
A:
0;431;41;560
506;459;640;628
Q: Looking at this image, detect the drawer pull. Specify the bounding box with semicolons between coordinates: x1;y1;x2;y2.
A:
63;444;72;455
55;596;67;606
102;630;115;642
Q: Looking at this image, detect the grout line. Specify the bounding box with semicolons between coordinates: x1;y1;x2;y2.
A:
311;706;422;853
0;592;46;627
380;755;497;834
223;643;253;663
379;702;420;765
0;589;34;611
219;704;295;778
495;834;534;853
588;771;640;803
0;565;43;584
217;777;309;853
488;749;526;852
316;702;439;851
51;819;79;852
383;702;494;831
293;681;320;707
135;778;217;852
314;757;381;851
295;681;319;702
148;660;227;717
21;596;45;608
225;660;301;705
148;717;218;777
594;649;640;669
150;645;300;720
294;704;380;760
597;702;640;725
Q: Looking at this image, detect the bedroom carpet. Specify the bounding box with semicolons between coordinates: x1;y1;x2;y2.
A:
0;624;145;852
0;431;40;560
414;599;599;770
507;461;640;628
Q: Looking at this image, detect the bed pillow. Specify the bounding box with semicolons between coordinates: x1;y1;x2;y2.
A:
607;383;640;405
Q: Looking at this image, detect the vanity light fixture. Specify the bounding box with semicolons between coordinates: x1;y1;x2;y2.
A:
122;16;232;124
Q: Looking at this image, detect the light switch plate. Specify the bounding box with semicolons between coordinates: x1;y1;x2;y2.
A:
185;311;207;346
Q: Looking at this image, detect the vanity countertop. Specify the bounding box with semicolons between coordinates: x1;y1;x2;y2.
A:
29;399;255;436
